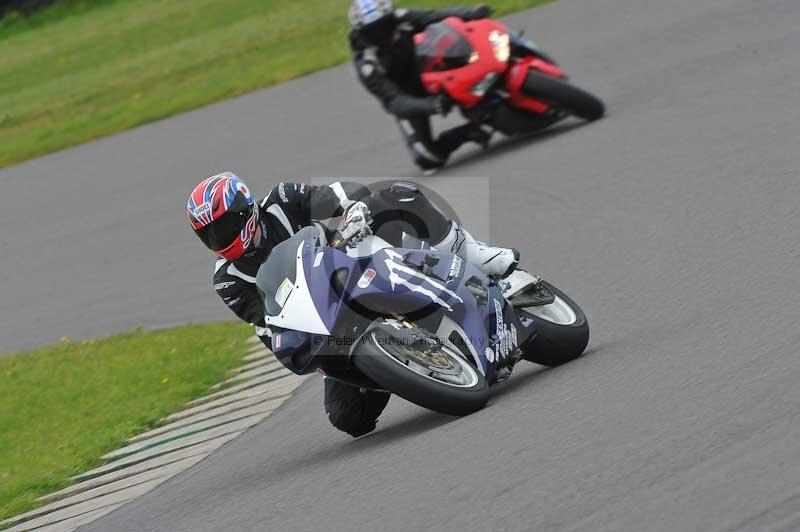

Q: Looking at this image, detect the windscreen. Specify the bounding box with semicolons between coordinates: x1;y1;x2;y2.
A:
415;22;474;73
256;226;319;316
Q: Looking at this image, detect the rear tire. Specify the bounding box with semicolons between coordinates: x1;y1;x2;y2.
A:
520;282;590;367
351;327;489;416
522;69;605;121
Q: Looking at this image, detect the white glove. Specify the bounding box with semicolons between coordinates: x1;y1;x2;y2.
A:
338;201;372;246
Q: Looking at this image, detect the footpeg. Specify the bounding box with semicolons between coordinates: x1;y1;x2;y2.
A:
503;270;555;308
501;269;540;298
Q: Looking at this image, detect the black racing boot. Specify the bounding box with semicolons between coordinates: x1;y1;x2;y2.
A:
465;123;494;150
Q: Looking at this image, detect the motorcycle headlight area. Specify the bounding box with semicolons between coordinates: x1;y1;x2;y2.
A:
489;30;510;62
470;72;500;97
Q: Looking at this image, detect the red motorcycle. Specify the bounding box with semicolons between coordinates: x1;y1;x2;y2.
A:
414;17;604;135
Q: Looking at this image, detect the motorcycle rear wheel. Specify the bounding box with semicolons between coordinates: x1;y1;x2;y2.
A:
351;325;489;416
522;69;605;121
519;281;590;367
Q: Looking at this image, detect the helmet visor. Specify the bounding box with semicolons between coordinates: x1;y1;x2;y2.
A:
195;193;254;251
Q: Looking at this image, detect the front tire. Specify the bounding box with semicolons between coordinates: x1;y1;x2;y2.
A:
522;69;605;121
520;282;590;367
351;326;489;416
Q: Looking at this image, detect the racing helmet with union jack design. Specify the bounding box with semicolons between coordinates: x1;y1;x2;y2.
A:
187;172;259;261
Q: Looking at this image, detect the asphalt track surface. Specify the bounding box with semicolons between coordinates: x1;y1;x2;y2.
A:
1;0;798;529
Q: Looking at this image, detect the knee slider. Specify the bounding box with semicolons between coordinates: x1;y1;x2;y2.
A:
327;409;378;437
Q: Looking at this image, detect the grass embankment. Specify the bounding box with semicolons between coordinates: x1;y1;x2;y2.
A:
0;322;253;521
0;0;550;168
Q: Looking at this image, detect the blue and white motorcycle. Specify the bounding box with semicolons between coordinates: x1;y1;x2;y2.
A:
256;222;589;416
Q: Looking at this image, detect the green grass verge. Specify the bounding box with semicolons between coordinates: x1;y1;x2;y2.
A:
0;321;253;522
0;0;550;168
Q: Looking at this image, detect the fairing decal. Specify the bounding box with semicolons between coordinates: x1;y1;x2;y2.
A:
264;241;331;335
383;249;463;311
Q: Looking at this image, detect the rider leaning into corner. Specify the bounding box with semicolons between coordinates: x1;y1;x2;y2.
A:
349;0;495;171
187;173;519;436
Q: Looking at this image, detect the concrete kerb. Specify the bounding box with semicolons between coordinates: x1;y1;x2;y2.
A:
103;400;283;461
39;454;207;503
234;356;280;373
182;370;303;410
243;350;270;362
74;413;261;481
245;336;262;346
3;479;164;532
31;504;126;532
167;380;298;423
8;459;198;527
2;337;308;531
210;364;288;390
126;391;290;445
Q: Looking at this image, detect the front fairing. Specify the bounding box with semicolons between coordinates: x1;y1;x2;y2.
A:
415;17;512;108
258;234;534;381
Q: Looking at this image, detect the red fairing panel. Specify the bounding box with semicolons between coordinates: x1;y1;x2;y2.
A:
417;17;509;108
505;57;565;114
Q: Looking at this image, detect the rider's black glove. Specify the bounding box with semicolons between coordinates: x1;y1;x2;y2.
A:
471;4;492;19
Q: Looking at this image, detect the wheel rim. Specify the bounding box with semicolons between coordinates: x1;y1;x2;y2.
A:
526;295;577;325
371;331;480;388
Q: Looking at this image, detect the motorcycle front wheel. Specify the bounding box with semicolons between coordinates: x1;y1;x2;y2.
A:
351;324;489;416
519;281;590;367
522;69;605;121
